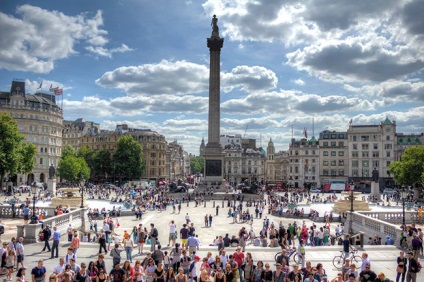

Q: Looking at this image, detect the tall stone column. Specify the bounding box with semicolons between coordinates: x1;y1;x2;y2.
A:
203;15;226;191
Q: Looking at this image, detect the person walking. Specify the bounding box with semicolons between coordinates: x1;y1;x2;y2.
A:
111;243;124;266
51;227;60;259
396;251;407;282
298;239;306;268
124;234;134;263
150;224;159;252
41;226;51;252
406;252;418;282
98;229;107;254
15;237;25;269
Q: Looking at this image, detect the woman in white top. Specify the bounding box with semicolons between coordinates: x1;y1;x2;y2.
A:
145;258;157;282
124;236;134;263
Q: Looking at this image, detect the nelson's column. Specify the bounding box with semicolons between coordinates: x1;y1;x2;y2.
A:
203;15;226;191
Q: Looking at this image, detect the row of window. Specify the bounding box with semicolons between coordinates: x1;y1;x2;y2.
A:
322;133;347;139
352;151;391;158
36;157;56;166
323;151;344;156
291;150;317;155
13;112;60;123
351;135;392;141
322;170;345;176
323;160;344;166
27;136;59;145
322;141;344;147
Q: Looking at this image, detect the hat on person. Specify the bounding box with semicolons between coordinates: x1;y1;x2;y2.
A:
194;256;201;260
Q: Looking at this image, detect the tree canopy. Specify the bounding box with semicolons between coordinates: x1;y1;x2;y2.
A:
389;146;424;188
190;155;204;175
113;135;144;180
0;113;36;188
57;155;91;182
93;148;112;178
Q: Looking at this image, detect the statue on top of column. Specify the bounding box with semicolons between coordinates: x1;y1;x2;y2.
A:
211;15;219;31
372;167;379;183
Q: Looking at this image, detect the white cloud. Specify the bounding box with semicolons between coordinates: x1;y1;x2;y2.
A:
293;79;305;86
96;60;278;96
0;5;132;73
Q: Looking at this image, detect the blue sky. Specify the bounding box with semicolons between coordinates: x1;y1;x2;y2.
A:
1;0;423;155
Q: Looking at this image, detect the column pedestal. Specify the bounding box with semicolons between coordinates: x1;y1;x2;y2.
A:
370;182;380;202
47;178;57;196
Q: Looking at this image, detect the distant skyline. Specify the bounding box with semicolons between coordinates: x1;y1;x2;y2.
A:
1;0;423;155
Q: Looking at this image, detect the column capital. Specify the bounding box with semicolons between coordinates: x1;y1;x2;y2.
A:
207;37;224;52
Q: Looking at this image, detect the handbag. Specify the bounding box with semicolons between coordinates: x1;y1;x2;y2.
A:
397;262;404;273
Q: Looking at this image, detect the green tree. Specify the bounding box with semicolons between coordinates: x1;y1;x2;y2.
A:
77;146;95;176
190;155;204;174
93;148;112;178
57;155;91;182
389;146;424;188
62;145;76;159
113;135;144;181
0;113;26;188
17;142;37;175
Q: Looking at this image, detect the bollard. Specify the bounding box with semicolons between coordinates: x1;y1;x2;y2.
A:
187;200;189;207
204;201;206;208
213;201;215;208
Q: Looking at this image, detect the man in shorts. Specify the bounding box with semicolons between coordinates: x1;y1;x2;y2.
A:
169;220;177;247
180;224;189;249
16;237;25;269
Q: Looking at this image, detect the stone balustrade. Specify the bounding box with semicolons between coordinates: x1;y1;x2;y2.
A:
16;208;87;243
0;205;59;218
357;210;418;225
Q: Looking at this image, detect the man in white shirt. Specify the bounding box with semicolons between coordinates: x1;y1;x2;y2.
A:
168;220;177;247
64;248;77;265
16;237;25;269
360;252;370;271
219;249;228;266
52;258;66;275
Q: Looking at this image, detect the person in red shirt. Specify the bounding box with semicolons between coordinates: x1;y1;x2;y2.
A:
233;247;245;282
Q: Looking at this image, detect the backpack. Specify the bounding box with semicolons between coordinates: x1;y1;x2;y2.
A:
152;228;158;238
417;261;422;272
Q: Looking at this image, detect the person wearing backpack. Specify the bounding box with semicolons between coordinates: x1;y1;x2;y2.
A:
406;252;419;282
150;224;159;252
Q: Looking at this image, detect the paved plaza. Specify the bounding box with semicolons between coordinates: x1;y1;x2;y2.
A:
1;194;423;281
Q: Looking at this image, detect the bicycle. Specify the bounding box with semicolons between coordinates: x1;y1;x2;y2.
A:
332;249;362;270
274;248;300;264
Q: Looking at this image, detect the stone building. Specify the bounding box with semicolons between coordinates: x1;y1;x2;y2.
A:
62;118;100;150
80;124;166;181
347;118;396;189
265;139;290;184
166;141;188;181
288;137;320;188
318;130;349;184
394;133;424;161
0;80;63;185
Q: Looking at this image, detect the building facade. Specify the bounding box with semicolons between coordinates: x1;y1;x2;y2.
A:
80;124;167;180
265;139;290;184
62;118;100;150
288;137;320;188
347;118;396;189
319;130;349;184
394;133;424;161
166;141;187;181
0;80;63;185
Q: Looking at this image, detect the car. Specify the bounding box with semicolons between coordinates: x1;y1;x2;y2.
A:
383;188;397;195
310;188;321;193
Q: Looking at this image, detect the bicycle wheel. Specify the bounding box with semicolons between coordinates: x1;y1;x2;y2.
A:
274;252;282;262
351;256;363;269
332;256;344;270
293;253;299;264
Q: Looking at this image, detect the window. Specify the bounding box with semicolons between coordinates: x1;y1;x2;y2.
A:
386;135;390;141
353;144;358;150
323;151;329;156
352;152;358;158
323;161;329;166
331;170;337;176
362;144;369;150
150;160;155;166
372;152;379;158
312;159;316;163
387;151;391;157
323;134;329;139
362;160;369;167
331;160;336;166
384;144;392;150
295;166;299;173
150;153;156;158
331;151;336;156
373;135;379;140
352;170;358;177
373;144;378;149
323;170;329;176
312;150;316;155
352;136;357;141
305;150;308;155
40;158;43;165
331;141;336;146
361;135;370;141
362;152;369;157
338;151;344;156
323;142;328;147
331;134;336;139
339;160;344;166
339;141;344;147
372;160;379;168
338;169;344;176
387;161;391;167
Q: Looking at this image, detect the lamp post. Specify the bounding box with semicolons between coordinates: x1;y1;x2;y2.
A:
401;187;407;227
349;182;355;235
80;178;85;208
30;185;38;224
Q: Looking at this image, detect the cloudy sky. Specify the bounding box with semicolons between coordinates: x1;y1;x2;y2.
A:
1;0;423;155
